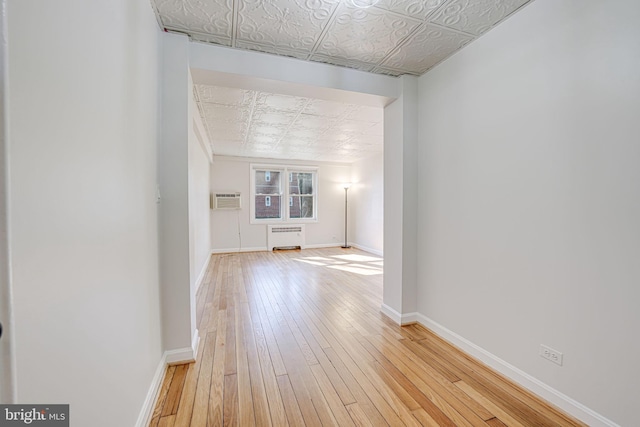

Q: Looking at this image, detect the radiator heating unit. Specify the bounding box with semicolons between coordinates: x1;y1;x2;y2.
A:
267;225;305;251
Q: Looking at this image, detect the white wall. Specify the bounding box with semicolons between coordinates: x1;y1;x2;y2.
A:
158;33;196;356
0;0;15;403
416;0;640;425
382;76;419;323
7;0;162;425
188;94;212;290
210;156;350;252
350;154;383;255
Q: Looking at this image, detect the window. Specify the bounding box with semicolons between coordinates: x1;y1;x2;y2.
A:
288;171;315;219
254;170;281;219
251;165;317;223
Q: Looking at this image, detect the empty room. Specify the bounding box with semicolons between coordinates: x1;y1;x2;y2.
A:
1;0;638;426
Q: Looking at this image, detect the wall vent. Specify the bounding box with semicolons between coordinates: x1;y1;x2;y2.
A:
267;225;305;251
212;192;241;210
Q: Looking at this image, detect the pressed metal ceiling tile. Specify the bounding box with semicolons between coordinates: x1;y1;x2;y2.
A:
249;123;288;136
155;0;233;37
153;0;534;77
382;24;473;74
303;99;353;118
234;40;311;60
431;0;530;36
247;133;281;145
189;32;232;46
237;0;339;52
201;103;251;123
196;85;254;105
375;0;447;20
255;93;309;112
293;114;336;131
252;111;297;126
189;85;376;162
315;5;421;63
306;54;376;72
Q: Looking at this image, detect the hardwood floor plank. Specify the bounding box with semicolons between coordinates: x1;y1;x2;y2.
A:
150;365;176;425
363;333;487;427
309;363;356;427
345;403;374;427
223;374;238;427
486;417;510;427
413;331;585;427
207;312;227;426
238;299;272;426
190;332;215;427
412;408;441;427
244;277;289;426
148;248;585;427
172;362;200;427
253;265;328;426
157;414;175;427
277;374;306;427
454;380;526;427
223;295;237;376
373;331;497;423
233;289;256;426
160;364;188;417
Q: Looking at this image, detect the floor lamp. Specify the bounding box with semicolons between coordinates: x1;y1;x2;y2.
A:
342;183;351;248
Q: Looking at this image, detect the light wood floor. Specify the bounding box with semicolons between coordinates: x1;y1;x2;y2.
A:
149;248;585;427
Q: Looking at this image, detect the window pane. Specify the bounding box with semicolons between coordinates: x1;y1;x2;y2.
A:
289;172;314;195
289;196;314;219
255;195;281;219
255;170;281;194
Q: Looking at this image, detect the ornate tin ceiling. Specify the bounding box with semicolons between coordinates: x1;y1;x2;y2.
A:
153;0;532;76
195;85;383;162
157;0;533;162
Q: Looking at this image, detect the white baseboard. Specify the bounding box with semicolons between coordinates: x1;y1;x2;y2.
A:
194;256;211;293
191;328;200;360
305;243;342;249
350;243;383;257
136;329;201;425
210;244;384;255
380;304;417;325
380;304;401;323
165;328;200;365
415;314;619;427
135;352;168;427
210;246;267;254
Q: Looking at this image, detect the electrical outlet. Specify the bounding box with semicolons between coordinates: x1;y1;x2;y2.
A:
540;344;563;366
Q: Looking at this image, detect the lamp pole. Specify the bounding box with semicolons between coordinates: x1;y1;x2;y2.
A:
342;184;351;248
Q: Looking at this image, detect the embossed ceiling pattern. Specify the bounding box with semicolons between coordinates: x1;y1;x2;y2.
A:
153;0;532;76
195;85;383;162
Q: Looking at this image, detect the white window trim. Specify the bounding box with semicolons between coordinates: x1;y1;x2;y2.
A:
250;164;318;224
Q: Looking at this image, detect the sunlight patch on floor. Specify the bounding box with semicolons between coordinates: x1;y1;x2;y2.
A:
327;264;383;275
331;254;383;263
291;253;384;276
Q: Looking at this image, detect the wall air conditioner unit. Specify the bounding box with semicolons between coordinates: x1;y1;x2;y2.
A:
212;192;241;210
267;225;305;251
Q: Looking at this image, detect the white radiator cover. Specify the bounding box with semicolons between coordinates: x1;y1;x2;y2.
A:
267;225;305;251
